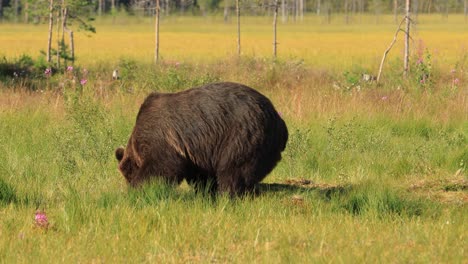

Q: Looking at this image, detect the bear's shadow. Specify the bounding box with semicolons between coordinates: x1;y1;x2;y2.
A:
256;180;352;201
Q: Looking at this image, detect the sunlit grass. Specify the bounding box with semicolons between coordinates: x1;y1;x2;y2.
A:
1;15;467;71
0;14;467;262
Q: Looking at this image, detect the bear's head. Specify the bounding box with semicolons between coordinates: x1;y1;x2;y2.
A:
115;146;140;186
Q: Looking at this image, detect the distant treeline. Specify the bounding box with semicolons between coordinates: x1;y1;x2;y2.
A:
0;0;467;22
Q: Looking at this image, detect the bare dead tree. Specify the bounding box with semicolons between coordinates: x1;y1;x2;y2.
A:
345;0;349;24
236;0;240;56
377;18;406;82
465;0;467;22
299;0;303;21
14;0;18;23
47;0;54;63
56;7;61;69
98;0;102;16
273;0;278;58
404;0;410;78
413;0;418;22
281;0;286;23
224;0;229;23
61;7;74;65
0;0;3;21
374;0;381;24
24;1;29;23
155;0;160;63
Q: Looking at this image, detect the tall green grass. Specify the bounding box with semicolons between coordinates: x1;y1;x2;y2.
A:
0;57;466;262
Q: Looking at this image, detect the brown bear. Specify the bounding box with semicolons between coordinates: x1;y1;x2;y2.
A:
115;82;288;197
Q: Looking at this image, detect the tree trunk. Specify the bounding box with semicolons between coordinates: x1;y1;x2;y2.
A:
0;0;3;20
465;0;467;22
404;0;410;78
375;0;381;24
295;0;299;21
377;18;406;83
69;30;74;64
56;6;64;69
61;6;67;65
281;0;286;23
56;8;61;69
14;0;19;23
299;0;303;21
224;0;229;23
345;0;349;24
155;0;160;63
47;0;54;63
62;7;74;65
394;0;398;24
413;0;418;22
316;0;320;15
236;0;240;56
98;0;102;16
273;0;278;58
352;0;356;17
24;2;29;23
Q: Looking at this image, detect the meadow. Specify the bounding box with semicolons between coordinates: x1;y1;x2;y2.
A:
0;14;467;262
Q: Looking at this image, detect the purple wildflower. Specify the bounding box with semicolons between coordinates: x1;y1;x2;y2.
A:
80;79;87;85
35;210;49;228
67;66;74;72
44;68;52;76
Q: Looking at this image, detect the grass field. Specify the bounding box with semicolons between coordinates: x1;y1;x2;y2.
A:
1;14;468;70
0;15;467;262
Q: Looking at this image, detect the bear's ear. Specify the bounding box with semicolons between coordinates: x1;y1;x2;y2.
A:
115;147;125;161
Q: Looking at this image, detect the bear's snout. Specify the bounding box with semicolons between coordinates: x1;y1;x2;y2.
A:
115;147;125;162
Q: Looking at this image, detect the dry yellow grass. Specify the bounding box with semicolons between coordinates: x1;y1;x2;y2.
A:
1;15;467;71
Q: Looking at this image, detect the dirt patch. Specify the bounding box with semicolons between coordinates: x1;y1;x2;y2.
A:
283;178;343;190
409;177;467;204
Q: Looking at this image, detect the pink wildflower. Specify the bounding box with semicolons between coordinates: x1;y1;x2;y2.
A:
44;68;52;76
35;210;49;228
80;79;87;85
453;78;460;85
420;79;425;84
66;66;74;72
381;96;388;101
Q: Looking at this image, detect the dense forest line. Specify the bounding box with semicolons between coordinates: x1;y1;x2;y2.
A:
0;0;467;23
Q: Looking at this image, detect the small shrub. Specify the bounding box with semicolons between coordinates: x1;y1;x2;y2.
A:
0;178;17;205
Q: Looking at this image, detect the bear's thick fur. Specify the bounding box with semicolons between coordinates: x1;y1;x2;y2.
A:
115;82;288;196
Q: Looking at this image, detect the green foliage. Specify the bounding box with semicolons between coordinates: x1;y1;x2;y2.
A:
332;183;435;218
0;178;17;206
414;49;433;88
55;91;117;175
